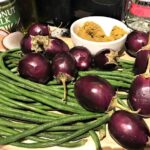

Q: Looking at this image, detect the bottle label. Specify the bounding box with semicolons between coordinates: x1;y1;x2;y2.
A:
129;2;150;18
0;0;21;32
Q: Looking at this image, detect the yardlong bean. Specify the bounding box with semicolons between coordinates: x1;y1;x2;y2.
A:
0;107;56;123
0;78;94;115
119;59;134;65
0;118;35;129
0;113;105;145
0;90;34;102
89;130;101;150
11;114;110;148
0;124;86;147
0;91;64;117
0;49;136;149
0;69;70;98
79;69;134;78
0;74;78;105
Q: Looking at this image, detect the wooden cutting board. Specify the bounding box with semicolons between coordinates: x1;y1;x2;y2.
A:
0;37;150;150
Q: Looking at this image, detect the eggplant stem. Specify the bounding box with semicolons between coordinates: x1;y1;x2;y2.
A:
57;73;74;102
31;35;49;52
61;77;67;102
109;96;140;114
116;103;140;114
107;110;114;117
36;35;49;47
105;51;118;65
58;73;68;102
144;54;150;75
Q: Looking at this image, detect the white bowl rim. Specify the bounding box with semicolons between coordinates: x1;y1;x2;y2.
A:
70;16;130;45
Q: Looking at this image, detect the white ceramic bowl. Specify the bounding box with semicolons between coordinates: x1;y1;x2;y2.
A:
70;16;130;56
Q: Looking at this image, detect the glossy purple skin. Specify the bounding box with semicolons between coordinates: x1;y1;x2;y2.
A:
45;38;69;57
94;49;116;70
21;35;32;54
18;53;52;84
51;52;76;81
28;23;49;36
70;46;92;70
74;75;115;112
134;50;150;75
125;31;148;57
108;110;150;149
128;75;150;116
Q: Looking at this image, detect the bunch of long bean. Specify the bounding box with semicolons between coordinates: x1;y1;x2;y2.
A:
0;49;135;149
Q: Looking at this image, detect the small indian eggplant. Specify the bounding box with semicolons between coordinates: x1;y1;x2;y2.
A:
108;110;150;149
44;37;69;58
74;75;116;112
28;23;50;36
94;49;118;70
74;75;139;113
20;34;47;54
52;51;77;100
128;55;150;117
70;46;92;70
134;49;150;75
134;32;150;74
125;30;149;57
18;53;52;84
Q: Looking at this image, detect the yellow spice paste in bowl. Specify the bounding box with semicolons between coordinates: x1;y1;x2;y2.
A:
76;21;127;42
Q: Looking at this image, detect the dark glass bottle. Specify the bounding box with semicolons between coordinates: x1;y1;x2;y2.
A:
71;0;126;21
25;0;126;29
16;0;38;29
36;0;72;28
